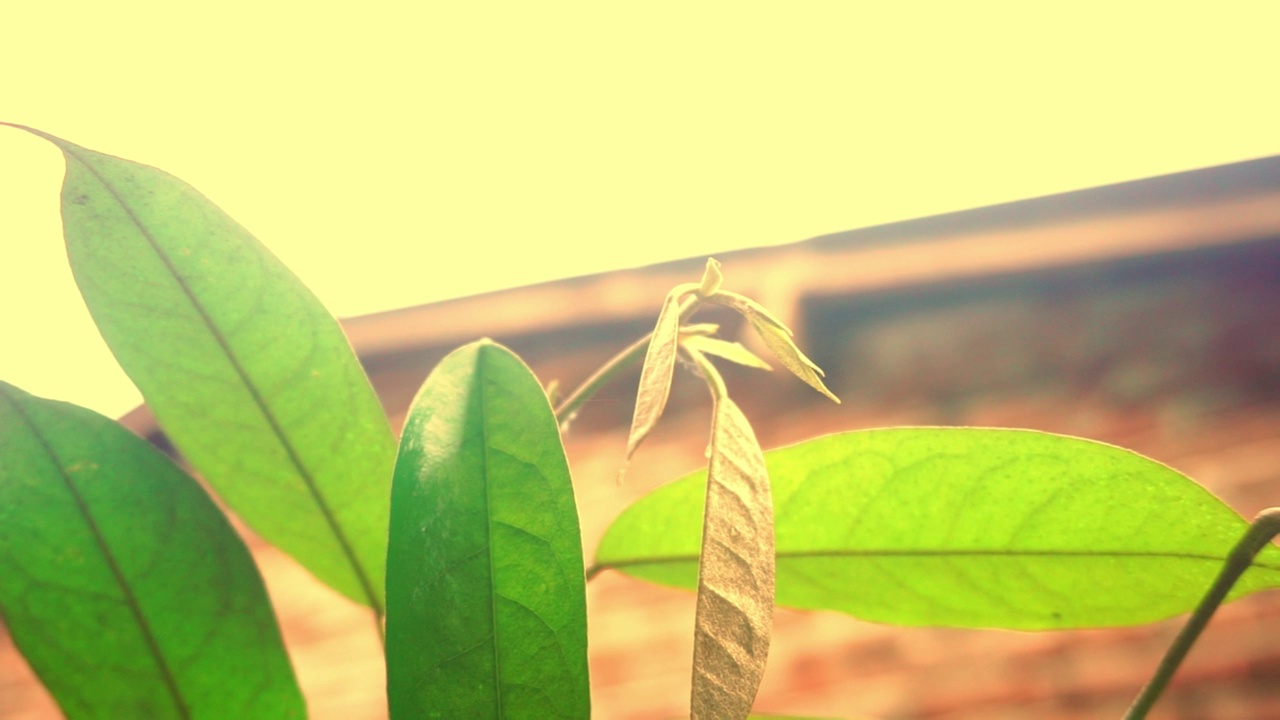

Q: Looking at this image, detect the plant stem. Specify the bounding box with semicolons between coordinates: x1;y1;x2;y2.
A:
554;333;653;428
1124;507;1280;720
553;298;708;429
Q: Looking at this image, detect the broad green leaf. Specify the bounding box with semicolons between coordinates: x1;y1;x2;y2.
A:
19;126;394;610
623;282;699;468
386;340;589;719
681;335;773;371
594;428;1280;630
684;350;774;720
0;382;304;719
709;291;839;403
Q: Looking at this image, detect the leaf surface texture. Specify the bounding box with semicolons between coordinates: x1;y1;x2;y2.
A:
596;428;1280;629
0;382;304;719
26;127;394;609
386;341;589;719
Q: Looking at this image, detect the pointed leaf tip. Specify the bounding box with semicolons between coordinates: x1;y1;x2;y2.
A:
386;341;589;718
699;258;724;297
706;290;839;403
749;317;840;403
43;131;396;610
623;283;699;467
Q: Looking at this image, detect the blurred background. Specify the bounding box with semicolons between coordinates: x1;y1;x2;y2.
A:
3;2;1280;718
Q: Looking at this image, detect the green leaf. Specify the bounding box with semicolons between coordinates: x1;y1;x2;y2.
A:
708;291;839;403
0;382;304;719
681;335;773;371
18;126;395;611
386;340;589;719
593;428;1280;629
682;350;775;720
623;282;699;469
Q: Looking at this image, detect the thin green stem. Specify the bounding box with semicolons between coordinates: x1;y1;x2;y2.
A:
554;333;653;428
553;297;708;429
1124;507;1280;720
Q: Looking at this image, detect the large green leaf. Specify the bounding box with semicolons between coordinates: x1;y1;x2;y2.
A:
386;340;589;719
0;382;304;719
594;428;1280;629
15;125;395;610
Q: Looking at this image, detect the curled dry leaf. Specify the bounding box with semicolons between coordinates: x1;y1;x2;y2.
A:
685;349;775;720
622;282;700;472
681;335;773;372
710;291;840;404
699;257;725;297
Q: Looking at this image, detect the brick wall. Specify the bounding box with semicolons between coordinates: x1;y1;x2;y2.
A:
4;236;1279;719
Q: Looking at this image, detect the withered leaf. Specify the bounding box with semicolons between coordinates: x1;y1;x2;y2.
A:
710;291;840;403
685;349;775;720
681;335;773;372
623;282;700;470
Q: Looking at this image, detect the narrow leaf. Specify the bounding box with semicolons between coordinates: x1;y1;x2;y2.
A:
685;350;775;720
681;335;773;371
0;382;304;719
679;323;721;338
623;282;699;466
19;126;395;610
594;428;1280;629
386;340;589;719
709;291;839;403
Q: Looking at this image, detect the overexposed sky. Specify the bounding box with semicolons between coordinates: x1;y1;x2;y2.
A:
2;2;1279;418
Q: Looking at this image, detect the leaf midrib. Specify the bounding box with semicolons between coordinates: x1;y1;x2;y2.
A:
1;387;190;719
62;146;381;616
593;547;1280;574
478;348;503;718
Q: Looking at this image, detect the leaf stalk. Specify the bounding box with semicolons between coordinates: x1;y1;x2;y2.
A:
1124;507;1280;720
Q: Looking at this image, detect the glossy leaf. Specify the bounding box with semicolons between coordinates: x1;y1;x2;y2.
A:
386;340;589;719
594;428;1280;629
18;126;394;610
0;382;304;719
709;290;839;403
684;350;775;720
623;282;699;468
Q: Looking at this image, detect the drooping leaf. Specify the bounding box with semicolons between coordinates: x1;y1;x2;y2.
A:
681;335;773;372
683;350;775;720
709;291;839;403
386;340;589;719
623;282;699;468
594;428;1280;630
0;382;304;719
17;125;395;611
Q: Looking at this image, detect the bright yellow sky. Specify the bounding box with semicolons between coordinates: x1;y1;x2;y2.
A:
2;2;1278;418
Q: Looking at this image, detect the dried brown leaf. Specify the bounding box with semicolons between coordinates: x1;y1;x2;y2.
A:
710;291;840;403
623;283;699;469
686;350;775;720
681;335;772;372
